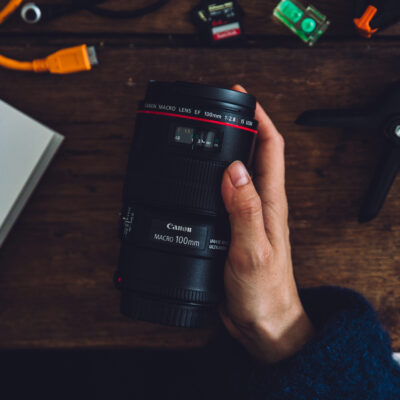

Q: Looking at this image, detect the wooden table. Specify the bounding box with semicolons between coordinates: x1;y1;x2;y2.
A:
0;0;399;350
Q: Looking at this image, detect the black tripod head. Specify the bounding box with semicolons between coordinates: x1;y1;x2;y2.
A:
296;82;400;223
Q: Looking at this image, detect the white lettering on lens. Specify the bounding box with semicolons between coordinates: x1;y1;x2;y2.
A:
209;238;229;251
178;107;192;113
166;223;192;233
153;233;174;242
204;111;222;119
158;104;176;112
175;236;200;247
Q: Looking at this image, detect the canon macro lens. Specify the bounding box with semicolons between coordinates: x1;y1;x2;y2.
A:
115;81;258;328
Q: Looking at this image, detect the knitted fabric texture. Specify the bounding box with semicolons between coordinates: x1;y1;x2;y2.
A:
223;286;400;399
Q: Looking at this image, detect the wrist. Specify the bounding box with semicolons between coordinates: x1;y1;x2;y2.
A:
236;302;315;363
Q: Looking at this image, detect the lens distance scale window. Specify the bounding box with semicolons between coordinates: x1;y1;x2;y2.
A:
174;126;195;145
173;125;222;152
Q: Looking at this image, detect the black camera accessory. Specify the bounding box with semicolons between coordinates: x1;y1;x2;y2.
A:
191;0;244;45
19;0;169;24
354;0;400;38
296;83;400;223
115;81;258;328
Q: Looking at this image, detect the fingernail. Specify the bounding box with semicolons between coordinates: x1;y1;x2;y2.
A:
233;84;247;93
229;161;249;187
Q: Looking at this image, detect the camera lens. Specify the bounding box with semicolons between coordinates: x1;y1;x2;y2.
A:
116;81;257;328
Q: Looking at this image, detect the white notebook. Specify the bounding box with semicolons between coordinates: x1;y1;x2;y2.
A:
0;100;64;247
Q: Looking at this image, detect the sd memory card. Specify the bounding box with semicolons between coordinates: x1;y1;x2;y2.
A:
192;0;244;44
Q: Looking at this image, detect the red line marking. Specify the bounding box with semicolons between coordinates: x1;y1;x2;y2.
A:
137;110;258;134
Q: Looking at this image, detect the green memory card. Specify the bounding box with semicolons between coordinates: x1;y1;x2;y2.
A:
273;0;330;46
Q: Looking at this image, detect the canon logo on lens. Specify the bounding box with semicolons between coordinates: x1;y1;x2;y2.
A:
115;81;257;328
166;223;192;233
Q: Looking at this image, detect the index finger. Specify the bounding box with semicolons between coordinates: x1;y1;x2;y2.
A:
232;85;288;234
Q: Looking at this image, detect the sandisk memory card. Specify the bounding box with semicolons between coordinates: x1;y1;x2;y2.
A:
192;0;244;44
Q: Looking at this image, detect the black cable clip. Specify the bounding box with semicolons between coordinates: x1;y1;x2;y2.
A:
20;0;169;24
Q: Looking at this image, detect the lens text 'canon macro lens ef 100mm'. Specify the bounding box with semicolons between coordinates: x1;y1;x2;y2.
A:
115;81;258;328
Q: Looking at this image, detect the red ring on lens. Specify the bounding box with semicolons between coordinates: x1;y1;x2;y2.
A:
137;110;258;134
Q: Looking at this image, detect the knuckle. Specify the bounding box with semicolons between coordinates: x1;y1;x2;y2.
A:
261;242;273;260
235;192;262;218
227;242;272;276
275;133;285;150
248;244;272;268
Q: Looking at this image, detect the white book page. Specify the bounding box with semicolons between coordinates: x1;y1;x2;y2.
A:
0;100;55;228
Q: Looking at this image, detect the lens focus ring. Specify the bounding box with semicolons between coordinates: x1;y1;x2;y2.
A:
130;156;229;215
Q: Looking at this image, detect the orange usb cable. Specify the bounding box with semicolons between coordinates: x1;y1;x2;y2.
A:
0;0;23;24
0;44;98;74
0;2;98;74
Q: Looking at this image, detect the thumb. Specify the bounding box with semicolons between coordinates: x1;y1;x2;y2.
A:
221;161;268;250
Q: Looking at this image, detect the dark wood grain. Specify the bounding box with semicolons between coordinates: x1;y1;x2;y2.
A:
1;0;399;37
0;30;400;349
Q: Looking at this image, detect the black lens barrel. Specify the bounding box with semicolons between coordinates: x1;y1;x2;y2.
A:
116;81;257;328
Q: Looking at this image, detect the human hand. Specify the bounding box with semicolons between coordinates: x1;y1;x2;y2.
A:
219;85;314;363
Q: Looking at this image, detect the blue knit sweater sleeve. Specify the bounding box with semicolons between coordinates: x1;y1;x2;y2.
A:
224;286;400;400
